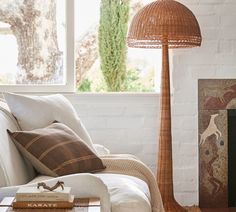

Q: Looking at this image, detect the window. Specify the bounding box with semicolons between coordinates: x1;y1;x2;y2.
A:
0;0;161;93
75;0;161;92
0;0;74;92
0;22;18;84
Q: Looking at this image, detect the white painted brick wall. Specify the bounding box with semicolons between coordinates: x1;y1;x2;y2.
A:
172;0;236;206
66;0;236;206
66;94;159;173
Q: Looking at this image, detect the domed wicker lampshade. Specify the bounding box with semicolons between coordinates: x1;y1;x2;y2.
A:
127;1;201;211
127;0;202;48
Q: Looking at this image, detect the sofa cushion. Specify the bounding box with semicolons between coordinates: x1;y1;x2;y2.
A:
3;93;96;153
0;100;35;187
7;122;106;177
97;174;151;212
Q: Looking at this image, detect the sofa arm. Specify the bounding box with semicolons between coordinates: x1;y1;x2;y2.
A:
0;173;111;212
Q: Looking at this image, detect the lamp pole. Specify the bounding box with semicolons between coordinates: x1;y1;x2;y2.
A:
157;41;186;211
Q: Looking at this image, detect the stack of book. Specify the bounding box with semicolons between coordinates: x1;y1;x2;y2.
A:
13;186;74;209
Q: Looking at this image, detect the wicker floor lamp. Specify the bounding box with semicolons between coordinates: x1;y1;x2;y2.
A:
127;0;202;211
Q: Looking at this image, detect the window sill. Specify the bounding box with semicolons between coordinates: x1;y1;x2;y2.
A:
64;92;161;104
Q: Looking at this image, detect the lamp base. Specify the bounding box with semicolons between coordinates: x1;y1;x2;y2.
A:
163;199;187;212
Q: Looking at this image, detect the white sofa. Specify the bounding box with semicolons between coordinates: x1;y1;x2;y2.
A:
0;99;164;212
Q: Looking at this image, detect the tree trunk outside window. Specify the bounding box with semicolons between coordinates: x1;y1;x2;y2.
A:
0;0;62;84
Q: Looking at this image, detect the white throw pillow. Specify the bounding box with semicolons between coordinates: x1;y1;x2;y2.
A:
4;93;96;153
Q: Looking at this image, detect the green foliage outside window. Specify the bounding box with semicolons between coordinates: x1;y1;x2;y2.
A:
77;78;92;92
77;68;154;92
98;0;129;91
125;68;155;92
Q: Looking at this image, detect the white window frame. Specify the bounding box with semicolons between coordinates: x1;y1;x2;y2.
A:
0;0;75;93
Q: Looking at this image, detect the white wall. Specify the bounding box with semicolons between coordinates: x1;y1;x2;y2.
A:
66;94;159;172
67;0;236;206
172;0;236;205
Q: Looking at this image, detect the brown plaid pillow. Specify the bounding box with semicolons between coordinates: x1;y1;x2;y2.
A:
7;122;105;177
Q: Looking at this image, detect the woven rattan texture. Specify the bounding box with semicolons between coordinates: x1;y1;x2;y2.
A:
157;45;186;211
127;0;202;48
127;1;201;210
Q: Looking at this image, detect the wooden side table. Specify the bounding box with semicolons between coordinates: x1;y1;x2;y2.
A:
0;197;101;212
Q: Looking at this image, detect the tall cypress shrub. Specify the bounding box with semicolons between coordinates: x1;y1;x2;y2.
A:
99;0;129;91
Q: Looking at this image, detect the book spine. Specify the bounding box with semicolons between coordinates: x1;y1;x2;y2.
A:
15;195;69;202
13;201;73;209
